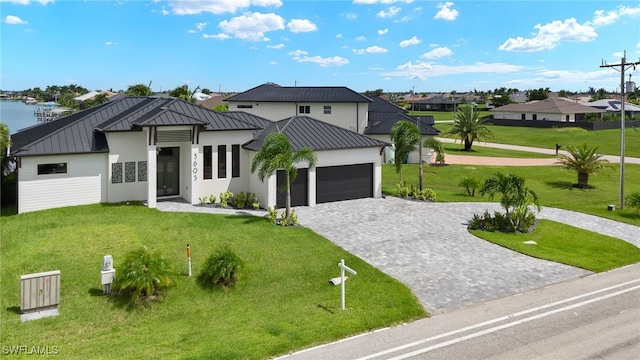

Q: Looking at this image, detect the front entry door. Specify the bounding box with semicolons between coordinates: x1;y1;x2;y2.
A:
157;147;180;196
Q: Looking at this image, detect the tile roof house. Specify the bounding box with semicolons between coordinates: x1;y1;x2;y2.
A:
10;95;388;214
226;83;373;133
492;97;605;122
585;99;640;118
364;96;439;164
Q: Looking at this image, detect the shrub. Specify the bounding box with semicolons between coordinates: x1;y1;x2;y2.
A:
267;206;278;224
209;194;217;205
420;188;437;201
197;245;244;287
248;193;260;210
219;191;233;208
458;177;482;197
396;182;410;199
199;197;207;206
234;191;247;209
626;192;640;216
112;247;173;304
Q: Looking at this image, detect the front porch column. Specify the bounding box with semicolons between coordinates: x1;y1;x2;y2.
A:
308;167;317;207
147;145;157;208
190;144;199;205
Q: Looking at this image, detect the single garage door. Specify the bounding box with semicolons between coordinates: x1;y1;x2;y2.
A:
317;163;373;204
276;168;308;208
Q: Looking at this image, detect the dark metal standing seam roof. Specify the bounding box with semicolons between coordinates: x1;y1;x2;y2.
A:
365;113;439;136
243;116;389;152
367;96;409;113
10;96;262;157
226;83;373;103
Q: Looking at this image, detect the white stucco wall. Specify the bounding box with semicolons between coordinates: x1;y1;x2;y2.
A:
493;111;574;122
229;102;370;133
368;134;432;164
18;153;107;213
106;131;149;203
195;130;255;204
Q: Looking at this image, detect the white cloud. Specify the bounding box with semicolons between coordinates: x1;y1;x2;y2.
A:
187;29;196;33
378;28;388;35
202;33;231;40
434;2;458;21
195;22;208;31
336;33;342;38
356;35;367;41
589;5;640;27
385;61;525;81
288;50;349;67
343;12;358;20
3;0;53;4
377;6;401;18
267;43;284;49
399;36;421;47
613;51;624;58
287;19;317;33
421;47;452;59
353;45;388;54
168;0;282;15
218;12;285;41
105;41;119;46
637;41;640;48
499;18;597;52
5;15;27;24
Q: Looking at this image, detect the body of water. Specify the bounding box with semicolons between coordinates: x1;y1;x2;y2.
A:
0;100;44;134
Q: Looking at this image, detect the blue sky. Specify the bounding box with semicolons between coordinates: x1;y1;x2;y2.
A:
1;0;639;94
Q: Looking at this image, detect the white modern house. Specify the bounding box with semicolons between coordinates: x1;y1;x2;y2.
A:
10;90;388;214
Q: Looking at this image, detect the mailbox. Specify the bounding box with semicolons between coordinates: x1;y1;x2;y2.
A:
101;255;116;294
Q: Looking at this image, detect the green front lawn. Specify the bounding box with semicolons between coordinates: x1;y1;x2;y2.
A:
471;220;640;272
433;123;640;158
442;144;553;158
383;163;640;226
0;204;426;359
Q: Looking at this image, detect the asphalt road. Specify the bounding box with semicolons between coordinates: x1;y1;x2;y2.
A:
277;263;640;360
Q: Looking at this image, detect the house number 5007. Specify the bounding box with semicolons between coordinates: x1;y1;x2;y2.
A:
193;153;198;181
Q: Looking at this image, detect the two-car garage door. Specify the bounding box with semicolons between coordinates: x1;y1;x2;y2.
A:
276;163;373;208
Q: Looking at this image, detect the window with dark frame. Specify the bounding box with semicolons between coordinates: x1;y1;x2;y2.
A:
218;145;227;178
521;114;526;120
299;105;310;114
203;146;212;179
232;144;240;178
532;114;538;121
237;104;253;109
37;163;67;175
323;106;332;114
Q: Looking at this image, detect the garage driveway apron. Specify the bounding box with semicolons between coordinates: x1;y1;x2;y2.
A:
293;197;592;314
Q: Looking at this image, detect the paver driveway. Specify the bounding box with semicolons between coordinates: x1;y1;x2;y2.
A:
294;197;591;314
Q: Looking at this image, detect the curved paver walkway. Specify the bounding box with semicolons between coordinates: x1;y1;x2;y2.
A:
156;198;639;314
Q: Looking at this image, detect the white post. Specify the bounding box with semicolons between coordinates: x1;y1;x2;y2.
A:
187;244;192;277
338;259;357;310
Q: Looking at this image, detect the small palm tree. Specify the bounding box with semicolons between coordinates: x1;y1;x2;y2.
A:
251;132;317;218
112;247;173;304
480;172;540;232
390;120;421;182
556;144;609;189
444;104;493;151
625;192;640;216
423;137;445;165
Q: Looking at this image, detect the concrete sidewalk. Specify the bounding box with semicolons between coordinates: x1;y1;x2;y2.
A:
435;137;640;165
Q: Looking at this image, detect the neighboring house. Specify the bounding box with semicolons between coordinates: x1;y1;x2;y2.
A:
492;97;605;122
9;95;387;214
225;83;372;134
585;99;640;118
410;95;462;112
365;96;439;164
197;94;232;110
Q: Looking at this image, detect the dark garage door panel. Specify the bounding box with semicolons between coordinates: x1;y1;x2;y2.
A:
317;163;373;204
276;168;308;208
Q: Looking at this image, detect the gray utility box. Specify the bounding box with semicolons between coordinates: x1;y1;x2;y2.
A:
20;270;60;321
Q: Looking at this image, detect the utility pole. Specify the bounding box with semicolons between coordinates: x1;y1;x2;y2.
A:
418;117;423;191
600;51;640;210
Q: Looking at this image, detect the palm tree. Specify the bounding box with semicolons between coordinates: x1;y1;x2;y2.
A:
125;81;153;96
423;137;445;165
251;132;317;218
480;172;540;232
557;144;609;189
0;122;11;176
444;104;493;151
390;120;420;183
169;85;200;103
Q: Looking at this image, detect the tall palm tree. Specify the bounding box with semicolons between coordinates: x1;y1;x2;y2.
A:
444;104;493;151
390;120;420;183
557;144;609;189
125;81;153;96
423;137;445;165
251;132;317;218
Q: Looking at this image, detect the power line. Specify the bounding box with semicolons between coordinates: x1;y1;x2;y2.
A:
599;51;640;210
